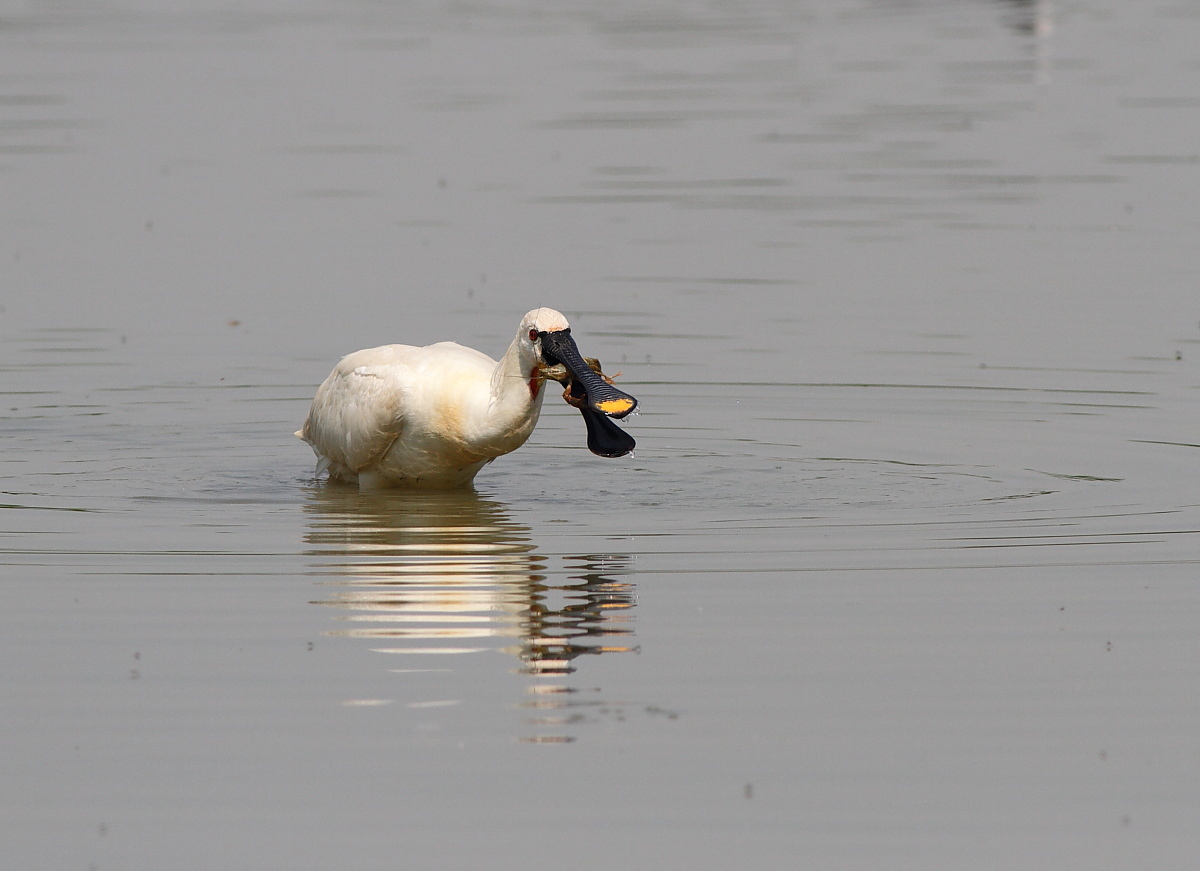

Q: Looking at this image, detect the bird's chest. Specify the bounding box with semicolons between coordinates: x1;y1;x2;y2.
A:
412;391;535;462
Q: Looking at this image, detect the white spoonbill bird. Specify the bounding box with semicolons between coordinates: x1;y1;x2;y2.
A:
296;308;638;489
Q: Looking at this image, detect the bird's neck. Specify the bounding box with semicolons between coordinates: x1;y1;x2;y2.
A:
483;337;545;443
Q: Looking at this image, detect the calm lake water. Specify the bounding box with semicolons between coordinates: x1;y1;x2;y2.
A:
4;1;1200;868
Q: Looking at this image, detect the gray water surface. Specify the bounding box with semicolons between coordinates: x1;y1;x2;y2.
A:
3;2;1200;869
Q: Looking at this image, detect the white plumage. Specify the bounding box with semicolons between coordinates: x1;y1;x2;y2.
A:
296;308;636;489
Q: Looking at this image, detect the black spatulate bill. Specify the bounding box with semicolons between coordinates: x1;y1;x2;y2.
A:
566;368;636;457
540;326;637;458
539;328;637;419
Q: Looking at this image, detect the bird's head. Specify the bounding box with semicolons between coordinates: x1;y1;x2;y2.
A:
518;308;638;457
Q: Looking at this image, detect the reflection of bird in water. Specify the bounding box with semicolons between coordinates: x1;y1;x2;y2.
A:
303;487;636;676
518;553;638;676
296;308;637;489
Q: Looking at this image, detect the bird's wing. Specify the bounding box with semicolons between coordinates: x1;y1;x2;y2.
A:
298;345;419;473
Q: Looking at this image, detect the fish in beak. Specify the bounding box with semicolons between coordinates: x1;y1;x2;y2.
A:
538;328;637;458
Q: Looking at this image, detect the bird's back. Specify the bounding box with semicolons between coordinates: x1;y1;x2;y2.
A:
297;341;505;487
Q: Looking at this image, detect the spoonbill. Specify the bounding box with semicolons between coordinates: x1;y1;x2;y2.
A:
296;308;637;489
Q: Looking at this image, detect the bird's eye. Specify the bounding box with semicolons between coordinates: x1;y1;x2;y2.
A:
528;329;539;342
